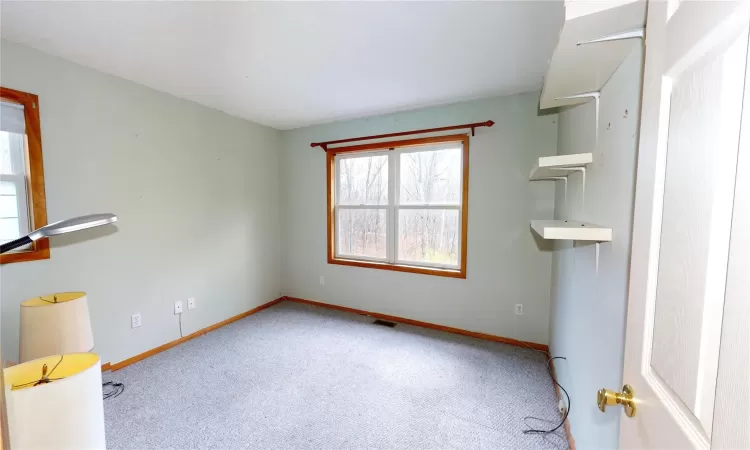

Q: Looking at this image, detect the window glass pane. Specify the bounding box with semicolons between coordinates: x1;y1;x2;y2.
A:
398;209;459;266
400;147;461;205
338;154;388;205
0;131;26;175
0;195;18;218
338;209;387;259
0;217;20;241
0;180;17;195
0;131;13;174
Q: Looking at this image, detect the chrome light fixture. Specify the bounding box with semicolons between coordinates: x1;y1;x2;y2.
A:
0;213;118;254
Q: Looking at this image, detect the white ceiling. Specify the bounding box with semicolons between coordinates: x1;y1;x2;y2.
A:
0;1;563;130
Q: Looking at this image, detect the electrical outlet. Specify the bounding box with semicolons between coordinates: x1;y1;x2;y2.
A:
174;301;183;315
320;276;325;286
131;313;142;328
558;399;567;415
515;304;523;315
188;298;196;310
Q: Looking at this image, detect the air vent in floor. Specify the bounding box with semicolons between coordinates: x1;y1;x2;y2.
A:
373;319;397;328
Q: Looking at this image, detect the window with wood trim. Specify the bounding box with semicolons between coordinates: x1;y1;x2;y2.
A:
327;134;469;278
1;87;49;264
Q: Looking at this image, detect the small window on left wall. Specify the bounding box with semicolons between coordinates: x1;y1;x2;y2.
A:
1;87;49;264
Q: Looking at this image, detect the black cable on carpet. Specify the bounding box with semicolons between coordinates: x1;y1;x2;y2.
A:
103;381;125;400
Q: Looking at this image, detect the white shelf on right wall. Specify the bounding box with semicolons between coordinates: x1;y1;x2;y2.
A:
538;0;646;110
529;152;592;180
530;220;612;242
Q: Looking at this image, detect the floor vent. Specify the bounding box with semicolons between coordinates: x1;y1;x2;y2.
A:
373;319;397;328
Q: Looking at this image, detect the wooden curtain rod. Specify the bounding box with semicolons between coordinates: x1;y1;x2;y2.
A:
311;120;494;151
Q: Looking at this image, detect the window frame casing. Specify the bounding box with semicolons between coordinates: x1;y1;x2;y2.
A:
327;134;469;279
1;87;49;264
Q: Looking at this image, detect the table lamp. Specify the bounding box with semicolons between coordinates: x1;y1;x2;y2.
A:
0;213;117;450
19;292;94;363
3;353;106;449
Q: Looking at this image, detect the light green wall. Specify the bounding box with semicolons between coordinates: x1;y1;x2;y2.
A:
1;39;563;374
0;40;282;365
548;47;643;450
280;92;558;344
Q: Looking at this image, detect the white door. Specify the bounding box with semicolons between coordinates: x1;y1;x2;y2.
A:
621;0;750;448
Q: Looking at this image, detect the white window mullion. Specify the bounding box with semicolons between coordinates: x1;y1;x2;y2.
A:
334;156;339;257
457;204;463;269
335;156;341;206
334;205;339;257
393;150;402;264
387;151;397;263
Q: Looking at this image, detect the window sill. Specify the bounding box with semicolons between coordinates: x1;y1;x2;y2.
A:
328;257;466;279
0;243;50;264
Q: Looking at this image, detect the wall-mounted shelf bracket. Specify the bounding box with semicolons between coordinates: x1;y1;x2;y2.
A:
556;91;601;143
530;153;591;213
549;167;586;212
531;176;568;208
538;1;645;110
577;27;645;46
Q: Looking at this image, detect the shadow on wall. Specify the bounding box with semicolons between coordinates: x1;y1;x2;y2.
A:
532;229;555;252
50;225;119;249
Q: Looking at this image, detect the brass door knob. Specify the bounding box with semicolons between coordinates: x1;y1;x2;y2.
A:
597;384;636;417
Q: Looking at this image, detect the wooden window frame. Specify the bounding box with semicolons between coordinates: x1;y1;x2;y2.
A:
327;134;469;279
1;87;49;264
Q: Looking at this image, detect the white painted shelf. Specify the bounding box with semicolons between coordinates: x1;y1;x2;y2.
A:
539;0;646;110
529;153;592;180
531;220;612;242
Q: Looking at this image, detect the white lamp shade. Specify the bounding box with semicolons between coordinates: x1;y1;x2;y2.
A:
20;292;94;363
4;353;106;449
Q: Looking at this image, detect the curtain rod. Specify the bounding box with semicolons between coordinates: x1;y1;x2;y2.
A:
311;120;494;151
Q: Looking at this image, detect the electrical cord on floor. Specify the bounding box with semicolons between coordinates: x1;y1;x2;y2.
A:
103;381;125;400
179;312;183;338
523;356;570;435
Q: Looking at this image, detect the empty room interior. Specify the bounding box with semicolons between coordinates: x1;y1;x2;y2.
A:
1;1;749;449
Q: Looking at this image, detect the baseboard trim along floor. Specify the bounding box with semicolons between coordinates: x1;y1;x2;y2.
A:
110;295;549;370
103;296;573;448
283;296;550;353
110;297;285;371
104;301;569;448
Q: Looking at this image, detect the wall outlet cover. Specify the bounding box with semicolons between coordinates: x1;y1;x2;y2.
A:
320;276;325;286
515;304;523;315
174;301;183;315
131;313;142;328
188;298;196;310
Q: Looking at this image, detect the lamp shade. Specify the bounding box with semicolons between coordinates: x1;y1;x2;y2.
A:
4;353;106;449
20;292;94;363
